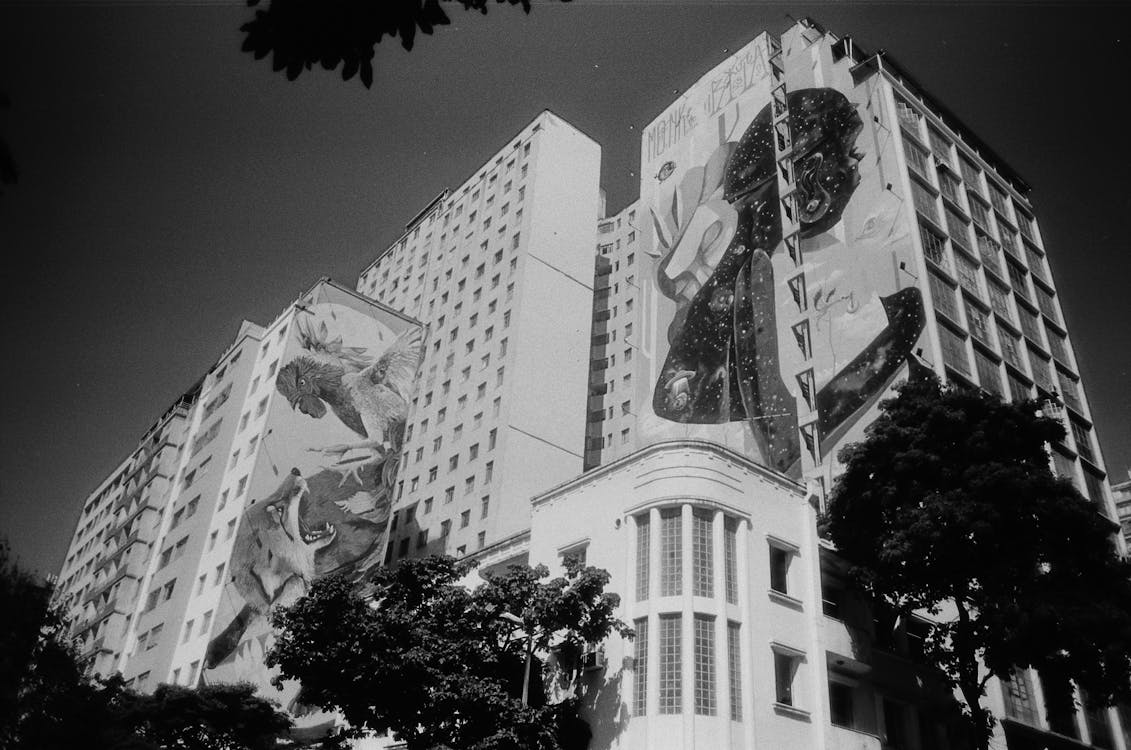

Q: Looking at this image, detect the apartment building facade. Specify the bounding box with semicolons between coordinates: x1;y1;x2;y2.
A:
585;19;1119;526
52;389;198;678
524;439;1130;750
357;111;603;563
53;16;1126;750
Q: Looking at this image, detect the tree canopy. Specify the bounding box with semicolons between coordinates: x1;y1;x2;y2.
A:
826;376;1131;749
0;540;291;750
240;0;570;88
266;555;631;750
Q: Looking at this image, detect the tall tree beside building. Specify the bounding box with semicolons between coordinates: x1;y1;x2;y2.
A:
267;555;632;750
826;377;1131;750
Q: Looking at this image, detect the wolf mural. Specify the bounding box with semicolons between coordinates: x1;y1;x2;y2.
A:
205;464;388;669
205;307;422;676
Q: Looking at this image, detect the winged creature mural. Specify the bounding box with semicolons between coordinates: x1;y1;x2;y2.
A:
275;315;424;491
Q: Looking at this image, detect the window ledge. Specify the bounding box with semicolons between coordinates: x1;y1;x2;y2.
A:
773;702;811;721
768;589;804;610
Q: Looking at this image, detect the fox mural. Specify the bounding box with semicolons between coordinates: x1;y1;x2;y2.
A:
203;288;423;718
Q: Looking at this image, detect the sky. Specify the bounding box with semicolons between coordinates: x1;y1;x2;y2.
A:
1;1;1129;577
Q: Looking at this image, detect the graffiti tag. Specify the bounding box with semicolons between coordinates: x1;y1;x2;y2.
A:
645;102;697;163
702;44;770;118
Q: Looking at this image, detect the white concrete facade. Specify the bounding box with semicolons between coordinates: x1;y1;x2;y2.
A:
357;111;603;561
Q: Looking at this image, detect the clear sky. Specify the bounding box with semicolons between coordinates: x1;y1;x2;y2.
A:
1;1;1129;577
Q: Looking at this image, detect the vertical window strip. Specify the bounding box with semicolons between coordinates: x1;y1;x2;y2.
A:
658;614;682;714
660;510;683;597
724;519;738;605
727;622;742;720
635;516;650;602
693;615;716;716
692;511;714;598
633;618;649;716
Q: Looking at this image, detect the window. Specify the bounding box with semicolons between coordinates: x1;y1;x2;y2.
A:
909;180;938;222
1002;668;1038;724
1048;330;1071;365
460;510;470;528
660;509;682;596
635;516;650;601
1018;305;1042;342
724;519;738;605
200;610;213;635
693;615;716;715
955;254;980;298
965;301;992;346
928;272;958;320
774;649;800;706
905;140;929;177
728;619;746;723
974;351;1001;396
769;545;792;596
658;614;682;714
1035;285;1059;324
633;618;648;715
207;530;218;552
938;325;970;376
1070;420;1095;462
1040;672;1080;739
464;476;475;495
988;281;1012;321
214;563;225;585
183;619;194;643
226;518;237;539
480;495;489;518
977;232;1002;276
920;224;946;267
691;511;713;598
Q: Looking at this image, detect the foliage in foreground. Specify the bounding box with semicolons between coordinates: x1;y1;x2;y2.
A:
0;540;291;750
240;0;570;88
826;376;1131;750
267;555;631;750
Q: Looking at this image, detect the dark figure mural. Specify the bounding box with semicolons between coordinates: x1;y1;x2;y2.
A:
651;88;925;476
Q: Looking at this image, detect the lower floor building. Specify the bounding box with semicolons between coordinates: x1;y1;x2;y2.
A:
478;440;1129;750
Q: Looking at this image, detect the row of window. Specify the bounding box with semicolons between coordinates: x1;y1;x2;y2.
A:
636;510;793;604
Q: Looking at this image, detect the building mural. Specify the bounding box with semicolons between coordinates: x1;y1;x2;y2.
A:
203;284;423;715
638;34;929;480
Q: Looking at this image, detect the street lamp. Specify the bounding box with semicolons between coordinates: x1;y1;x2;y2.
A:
497;609;535;706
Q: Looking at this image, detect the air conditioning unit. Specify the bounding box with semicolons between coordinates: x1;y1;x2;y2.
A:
581;648;606;672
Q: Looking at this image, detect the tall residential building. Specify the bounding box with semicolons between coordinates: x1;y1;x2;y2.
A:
584;200;641;470
52;389;198;678
356;111;603;562
590;18;1118;523
54;280;425;730
53;16;1127;750
1114;472;1131;546
548;17;1126;750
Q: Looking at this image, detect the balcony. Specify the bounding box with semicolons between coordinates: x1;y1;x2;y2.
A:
828;725;882;750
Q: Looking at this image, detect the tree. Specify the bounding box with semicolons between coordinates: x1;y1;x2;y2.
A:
826;376;1131;750
0;538;105;750
267;555;632;750
239;0;570;88
0;540;291;750
111;682;292;750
